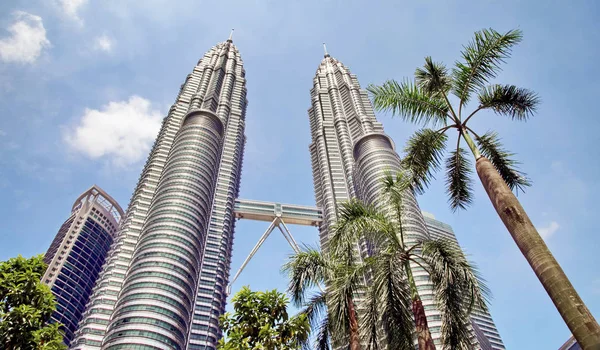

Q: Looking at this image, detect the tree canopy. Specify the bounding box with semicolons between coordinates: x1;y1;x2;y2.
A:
218;286;310;350
0;254;66;350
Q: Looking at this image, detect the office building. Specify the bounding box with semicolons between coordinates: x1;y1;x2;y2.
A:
67;38;506;350
42;185;123;346
72;35;247;350
307;49;450;346
558;335;581;350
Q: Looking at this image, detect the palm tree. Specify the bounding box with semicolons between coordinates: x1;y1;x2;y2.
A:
282;244;366;350
331;173;488;350
366;28;600;348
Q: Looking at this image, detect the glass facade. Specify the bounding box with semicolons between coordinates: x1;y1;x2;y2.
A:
72;38;247;350
42;186;123;346
307;53;442;347
558;336;581;350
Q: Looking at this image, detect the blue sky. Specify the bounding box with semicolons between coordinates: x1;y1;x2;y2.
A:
1;0;599;348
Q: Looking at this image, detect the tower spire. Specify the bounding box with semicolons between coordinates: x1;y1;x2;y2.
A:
323;42;330;58
228;28;234;42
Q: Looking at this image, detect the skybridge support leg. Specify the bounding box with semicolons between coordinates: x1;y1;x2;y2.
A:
279;219;325;294
279;219;302;253
227;218;278;296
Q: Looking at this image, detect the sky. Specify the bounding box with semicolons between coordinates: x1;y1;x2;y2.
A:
0;0;599;348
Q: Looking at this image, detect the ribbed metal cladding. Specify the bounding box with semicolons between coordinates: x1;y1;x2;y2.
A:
71;39;247;350
308;54;457;347
102;110;224;350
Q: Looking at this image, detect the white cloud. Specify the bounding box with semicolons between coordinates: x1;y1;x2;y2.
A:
93;35;114;52
64;96;162;166
0;130;6;137
537;221;560;240
0;11;51;64
58;0;88;24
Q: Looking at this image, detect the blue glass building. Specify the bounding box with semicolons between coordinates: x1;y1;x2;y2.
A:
42;185;123;346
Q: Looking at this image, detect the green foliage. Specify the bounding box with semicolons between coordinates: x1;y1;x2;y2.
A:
478;84;539;120
452;28;523;105
415;57;452;98
475;131;531;193
283;242;367;349
421;239;490;349
332;175;489;350
445;147;474;211
218;287;310;350
368;28;539;211
403;129;448;194
367;80;448;127
0;255;67;350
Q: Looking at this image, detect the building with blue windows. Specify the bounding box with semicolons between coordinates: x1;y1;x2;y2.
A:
559;335;581;350
42;185;123;346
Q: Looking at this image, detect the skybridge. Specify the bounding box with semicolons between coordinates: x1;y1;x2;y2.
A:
226;198;323;295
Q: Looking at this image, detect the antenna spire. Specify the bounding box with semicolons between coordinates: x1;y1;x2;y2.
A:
323;42;330;58
228;29;234;42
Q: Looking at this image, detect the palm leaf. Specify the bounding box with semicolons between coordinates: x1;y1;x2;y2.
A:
478;84;540;121
367;79;449;127
371;252;414;349
282;247;328;307
361;279;382;350
420;238;491;350
452;28;523;105
403;129;449;194
314;316;331;350
445;147;474;211
330;199;394;254
299;291;328;330
475;131;531;193
415;56;452;97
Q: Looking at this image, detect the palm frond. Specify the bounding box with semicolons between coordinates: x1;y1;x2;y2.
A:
330;199;394;254
452;28;523;105
282;247;328;307
299;291;328;330
361;280;382;350
445;147;474;211
314;316;331;350
403;129;449;194
420;238;491;350
373;252;415;349
415;56;452;97
326;285;351;344
382;170;414;207
367;79;449;127
478;84;540;121
475;131;531;193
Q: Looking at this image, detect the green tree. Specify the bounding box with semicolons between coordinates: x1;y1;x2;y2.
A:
0;255;66;350
331;173;488;350
282;244;366;350
367;28;600;348
218;287;310;350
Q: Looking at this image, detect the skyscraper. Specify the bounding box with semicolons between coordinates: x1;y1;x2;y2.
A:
558;335;581;350
422;212;506;350
71;35;247;350
307;49;450;346
43;185;123;346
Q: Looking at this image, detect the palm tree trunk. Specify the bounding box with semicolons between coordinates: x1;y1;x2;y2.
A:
476;156;600;349
405;262;436;350
347;294;361;350
412;298;436;350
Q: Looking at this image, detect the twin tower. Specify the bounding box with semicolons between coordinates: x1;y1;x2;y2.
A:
70;37;435;349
